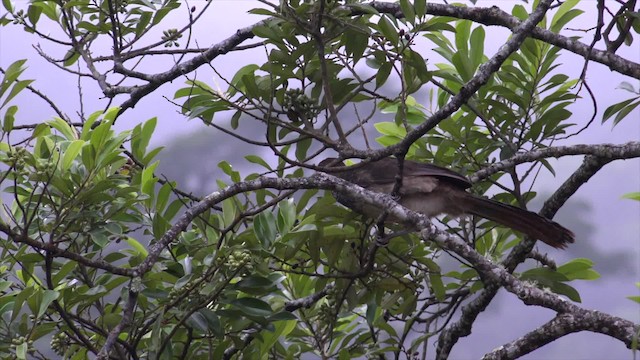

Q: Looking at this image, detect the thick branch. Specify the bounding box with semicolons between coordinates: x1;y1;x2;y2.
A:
482;311;639;359
125;168;638;357
367;1;640;79
470;141;640;183
133;173;428;277
424;228;640;357
116;19;271;113
342;0;554;159
108;1;639;120
504;155;612;271
436;150;632;358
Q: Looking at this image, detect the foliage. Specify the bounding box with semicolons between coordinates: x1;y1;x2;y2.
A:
0;0;639;359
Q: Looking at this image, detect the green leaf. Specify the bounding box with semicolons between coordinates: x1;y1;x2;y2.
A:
374;121;407;138
0;59;27;101
338;349;350;360
259;319;297;355
295;136;311;161
520;267;568;282
218;161;241;183
16;342;26;360
143;146;163;165
63;49;80;67
221;198;237;228
237;275;279;293
429;273;445;301
252;22;285;45
406;49;429;83
126;237;148;257
103;106;121;123
80;111;101;140
62;140;85;171
557;258;600;281
414;0;426;18
254;210;277;248
277;198;296;235
2;104;17;132
1;79;33;109
0;280;11;292
378;16;399;45
49;117;78;140
511;4;528;20
375;62;393;89
230;110;241;129
37;290;59;318
469;26;485;70
141;161;159;202
248;8;276;16
2;0;13;12
152;1;179;26
132;117;157;160
348;3;379;15
551;282;581;302
622;192;640;201
229;64;259;96
612;100;640;126
245;155;271;170
12;286;34;321
455;20;471;59
231;297;273;318
186;312;209;333
602;98;635;121
550;0;582;33
155;182;172;214
399;0;415;25
90;230;109;248
199;308;224;337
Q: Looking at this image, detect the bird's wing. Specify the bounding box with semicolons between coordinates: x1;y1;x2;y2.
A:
364;158;472;190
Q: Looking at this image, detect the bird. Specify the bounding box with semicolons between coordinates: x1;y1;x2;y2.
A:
318;157;574;249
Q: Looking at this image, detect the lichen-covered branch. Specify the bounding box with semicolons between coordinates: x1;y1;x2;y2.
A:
367;1;640;79
482;310;640;360
470;141;640;183
436;149;635;359
424;228;640;359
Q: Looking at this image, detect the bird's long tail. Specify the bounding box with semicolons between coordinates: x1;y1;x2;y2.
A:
463;195;575;249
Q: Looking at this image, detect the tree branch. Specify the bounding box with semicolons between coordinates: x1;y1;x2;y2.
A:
341;0;555;160
436;150;633;358
423;228;640;359
482;311;640;359
367;1;640;79
470;141;640;183
96;288;138;360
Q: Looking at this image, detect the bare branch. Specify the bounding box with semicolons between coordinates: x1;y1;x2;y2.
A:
482;311;640;359
367;1;640;79
470;141;640;183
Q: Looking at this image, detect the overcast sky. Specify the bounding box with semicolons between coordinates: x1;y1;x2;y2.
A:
1;1;639;358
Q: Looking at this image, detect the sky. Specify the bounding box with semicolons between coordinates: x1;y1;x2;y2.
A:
1;1;639;359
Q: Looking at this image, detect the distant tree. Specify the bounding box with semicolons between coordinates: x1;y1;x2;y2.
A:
0;0;639;359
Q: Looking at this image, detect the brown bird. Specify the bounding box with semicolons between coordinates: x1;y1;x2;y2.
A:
319;157;574;249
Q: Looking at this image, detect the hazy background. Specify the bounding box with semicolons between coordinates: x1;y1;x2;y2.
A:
1;1;638;359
